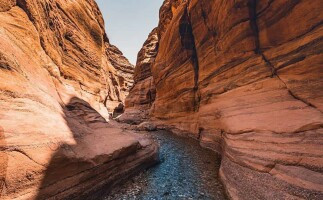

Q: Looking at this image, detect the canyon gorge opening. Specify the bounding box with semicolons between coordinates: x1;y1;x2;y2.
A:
0;0;322;200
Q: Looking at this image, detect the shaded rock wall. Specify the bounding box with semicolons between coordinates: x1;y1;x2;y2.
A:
0;1;159;199
127;0;323;199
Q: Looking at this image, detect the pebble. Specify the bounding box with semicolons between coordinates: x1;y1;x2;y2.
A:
103;130;227;200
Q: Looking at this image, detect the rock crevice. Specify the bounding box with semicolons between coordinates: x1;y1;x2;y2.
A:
179;5;200;111
247;0;322;114
125;0;323;199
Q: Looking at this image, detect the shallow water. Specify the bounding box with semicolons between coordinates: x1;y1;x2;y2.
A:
104;130;227;200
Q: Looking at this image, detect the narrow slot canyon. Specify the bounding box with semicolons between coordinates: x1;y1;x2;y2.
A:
0;0;322;200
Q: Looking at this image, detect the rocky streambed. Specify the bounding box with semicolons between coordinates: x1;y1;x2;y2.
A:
103;130;227;200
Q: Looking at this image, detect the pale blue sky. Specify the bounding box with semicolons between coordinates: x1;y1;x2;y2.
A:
96;0;163;65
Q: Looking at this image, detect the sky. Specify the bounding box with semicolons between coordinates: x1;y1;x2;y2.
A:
96;0;164;65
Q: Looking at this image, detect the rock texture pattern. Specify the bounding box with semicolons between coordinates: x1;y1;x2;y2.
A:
120;28;158;124
0;1;158;199
126;0;323;199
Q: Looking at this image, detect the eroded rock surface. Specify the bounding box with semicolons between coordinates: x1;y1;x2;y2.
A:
0;1;158;199
126;0;323;199
120;29;158;124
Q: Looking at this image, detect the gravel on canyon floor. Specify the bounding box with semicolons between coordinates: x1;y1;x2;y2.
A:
103;130;227;200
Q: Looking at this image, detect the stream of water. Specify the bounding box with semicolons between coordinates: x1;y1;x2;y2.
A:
104;130;227;200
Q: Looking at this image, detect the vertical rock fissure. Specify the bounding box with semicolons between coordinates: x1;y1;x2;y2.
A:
248;0;322;113
247;0;276;78
179;5;200;112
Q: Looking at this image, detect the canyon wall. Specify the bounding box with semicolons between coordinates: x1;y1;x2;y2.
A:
0;0;158;199
126;0;323;199
120;28;158;124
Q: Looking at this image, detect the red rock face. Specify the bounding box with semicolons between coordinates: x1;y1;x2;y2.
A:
106;44;134;103
13;0;133;113
134;28;159;83
120;29;158;124
0;1;158;199
127;0;323;198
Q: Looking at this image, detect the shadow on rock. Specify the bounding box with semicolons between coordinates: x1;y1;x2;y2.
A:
35;97;159;199
0;126;8;198
35;97;111;200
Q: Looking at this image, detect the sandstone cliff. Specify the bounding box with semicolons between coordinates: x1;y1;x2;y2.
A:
120;28;158;124
126;0;323;199
0;0;158;199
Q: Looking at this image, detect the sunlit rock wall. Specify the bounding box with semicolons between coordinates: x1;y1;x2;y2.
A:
120;28;158;124
127;0;323;198
0;1;160;199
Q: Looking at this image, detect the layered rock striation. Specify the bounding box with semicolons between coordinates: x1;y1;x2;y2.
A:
120;28;158;124
126;0;323;199
0;0;158;199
